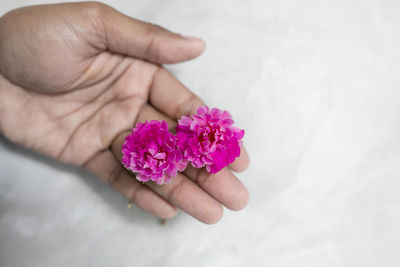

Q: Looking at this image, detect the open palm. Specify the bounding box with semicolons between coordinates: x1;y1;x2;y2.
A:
0;2;249;223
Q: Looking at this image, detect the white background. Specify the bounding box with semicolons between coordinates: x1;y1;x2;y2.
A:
1;0;400;266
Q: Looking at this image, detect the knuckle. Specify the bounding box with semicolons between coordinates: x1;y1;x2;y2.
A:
206;204;224;224
145;34;159;60
83;1;108;16
195;169;211;186
106;167;123;186
143;23;177;62
166;179;185;202
176;93;204;119
128;185;140;205
78;2;111;47
144;23;166;35
81;1;110;29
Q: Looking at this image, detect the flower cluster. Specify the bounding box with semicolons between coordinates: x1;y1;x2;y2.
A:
122;107;244;184
176;106;244;173
121;120;187;185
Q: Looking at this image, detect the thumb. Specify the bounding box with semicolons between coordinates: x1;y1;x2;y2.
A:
94;3;206;64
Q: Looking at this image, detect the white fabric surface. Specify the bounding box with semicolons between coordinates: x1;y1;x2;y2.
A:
1;0;400;266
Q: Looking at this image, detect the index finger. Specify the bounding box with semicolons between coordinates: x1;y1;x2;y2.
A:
148;68;205;120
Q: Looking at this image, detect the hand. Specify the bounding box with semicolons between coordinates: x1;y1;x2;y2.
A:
0;2;249;224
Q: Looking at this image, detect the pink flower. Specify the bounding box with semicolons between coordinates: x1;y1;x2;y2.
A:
176;106;244;173
122;120;187;185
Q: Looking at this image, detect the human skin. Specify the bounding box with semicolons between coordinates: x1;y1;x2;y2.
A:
0;1;249;224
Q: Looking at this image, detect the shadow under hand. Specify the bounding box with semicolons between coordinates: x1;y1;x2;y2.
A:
0;134;181;227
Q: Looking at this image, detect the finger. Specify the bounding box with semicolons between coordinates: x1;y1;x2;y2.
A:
92;3;206;64
184;166;249;211
146;173;223;224
149;68;205;120
84;150;178;219
229;146;250;173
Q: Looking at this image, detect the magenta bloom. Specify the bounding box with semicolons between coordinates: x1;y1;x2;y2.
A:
122;120;187;185
176;106;244;173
